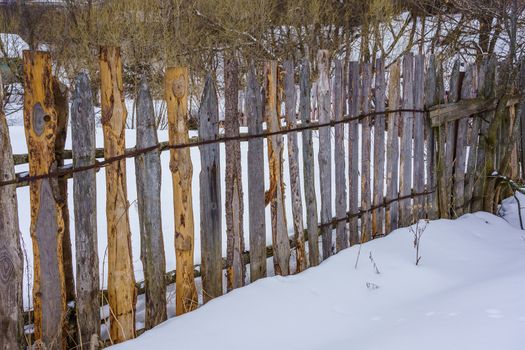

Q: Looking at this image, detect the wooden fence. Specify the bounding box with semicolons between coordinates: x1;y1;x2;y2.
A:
0;47;523;349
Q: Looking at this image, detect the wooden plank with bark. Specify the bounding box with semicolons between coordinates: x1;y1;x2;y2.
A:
520;60;525;178
283;60;307;271
0;72;24;349
317;50;333;256
246;66;267;281
360;63;373;242
413;55;425;219
99;46;136;343
224;58;245;290
348;61;360;244
445;60;461;215
385;61;400;233
264;61;290;275
199;76;223;301
165;66;198;314
71;72;100;343
372;57;385;237
299;60;320;265
135;78;167;328
23;50;67;349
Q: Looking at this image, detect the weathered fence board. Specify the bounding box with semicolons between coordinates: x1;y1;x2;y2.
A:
135;78;167;328
348;61;360;245
333;59;348;251
0;72;23;349
360;62;373;243
300;59;320;265
520;60;525;178
283;60;307;271
23;50;67;349
445;60;461;215
372;58;385;238
246;67;267;281
413;55;425;219
71;72;100;343
166;66;198;314
224;59;245;291
99;46;136;343
264;61;290;275
317;50;333;257
385;60;400;233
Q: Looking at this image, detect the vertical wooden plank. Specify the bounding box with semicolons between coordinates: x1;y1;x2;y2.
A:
399;53;414;227
71;72;100;342
372;58;385;237
166;67;198;314
100;46;136;342
283;60;307;271
264;61;290;275
0;72;24;349
385;61;400;233
317;50;333;257
199;76;223;301
333;59;348;251
23;50;66;349
520;60;525;178
446;60;461;216
413;55;425;219
299;60;320;265
464;64;479;211
135;78;167;328
224;58;245;290
348;61;360;244
246;66;266;281
360;62;372;242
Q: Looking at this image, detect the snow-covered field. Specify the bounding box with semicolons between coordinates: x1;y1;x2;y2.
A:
109;211;525;350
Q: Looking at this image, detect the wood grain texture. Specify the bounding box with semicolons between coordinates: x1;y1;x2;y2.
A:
283;60;307;272
23;50;66;350
0;72;24;350
246;67;267;281
224;59;245;290
71;72;100;343
372;58;385;238
135;78;167;328
413;55;425;220
264;61;290;275
317;50;333;257
199;76;223;300
360;62;372;243
445;60;461;216
99;46;136;343
299;60;320;265
165;67;198;314
348;61;360;244
520;60;525;178
385;61;400;233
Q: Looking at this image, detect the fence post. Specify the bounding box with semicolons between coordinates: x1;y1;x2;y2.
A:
333;59;348;251
246;66;267;281
372;57;386;237
360;62;372;242
464;65;480;212
446;60;461;215
135;78;167;328
283;60;307;272
71;72;100;343
224;58;246;290
413;55;425;220
99;46;136;342
520;60;525;179
23;50;67;349
265;60;290;275
0;72;24;349
348;61;360;244
199;76;223;300
165;66;198;314
386;60;400;233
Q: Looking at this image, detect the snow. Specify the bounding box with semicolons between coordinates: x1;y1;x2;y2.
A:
108;212;525;350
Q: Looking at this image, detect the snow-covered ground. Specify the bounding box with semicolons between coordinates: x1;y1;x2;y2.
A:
109;212;525;350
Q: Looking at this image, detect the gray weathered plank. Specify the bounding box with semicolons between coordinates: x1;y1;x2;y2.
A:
283;60;307;271
333;59;348;251
317;50;333;257
0;72;24;349
372;57;385;237
246;66;267;281
299;59;320;266
413;54;425;219
348;61;360;244
360;62;372;242
224;58;246;290
199;76;223;300
135;78;167;328
520;59;525;178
